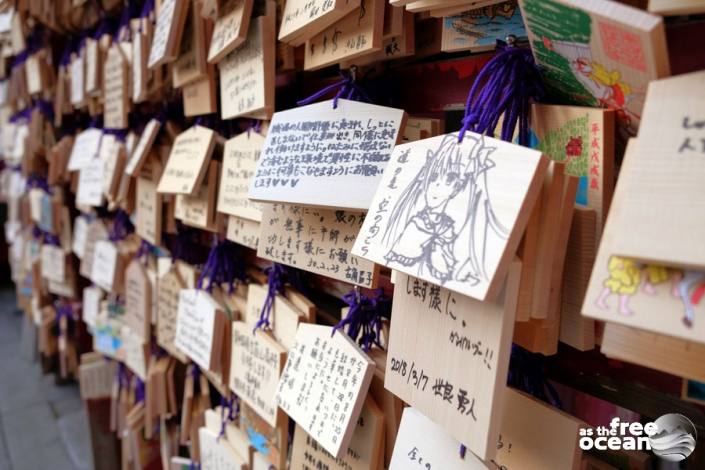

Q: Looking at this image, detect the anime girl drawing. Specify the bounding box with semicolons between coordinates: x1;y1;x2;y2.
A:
382;134;509;286
542;37;641;131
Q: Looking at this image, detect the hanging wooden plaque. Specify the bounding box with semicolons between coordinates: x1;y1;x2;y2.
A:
217;131;264;220
156;267;189;363
219;7;275;120
229;321;287;427
258;203;379;287
353;132;547;301
126;119;161;176
290;396;384;470
386;264;520;461
157;125;216;195
278;0;360;45
303;0;385;71
518;0;670;136
609;71;705;269
136;177;163;246
225;215;260;250
174;289;225;371
173;0;209;88
248;99;406;210
124;259;152;343
583;140;705;346
67;128;102;171
207;0;254;63
148;0;190;68
389;407;485;470
276;324;375;459
103;45;129;129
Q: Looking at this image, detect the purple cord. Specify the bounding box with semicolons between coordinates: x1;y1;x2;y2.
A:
332;288;390;352
296;70;372;109
253;264;287;333
458;41;544;145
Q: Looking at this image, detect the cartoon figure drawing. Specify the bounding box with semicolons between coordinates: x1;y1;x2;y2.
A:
596;256;704;328
542;37;640;129
678;271;705;328
382;134;508;286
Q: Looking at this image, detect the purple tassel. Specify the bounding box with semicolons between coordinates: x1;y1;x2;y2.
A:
507;344;563;409
297;68;372;109
333;288;391;352
34;100;54;121
103;128;128;142
135;240;152;265
253;264;287;333
108;210;135;242
458;38;544;146
26;175;52;195
197;237;243;294
247;119;262;137
135;378;146;403
217;395;239;440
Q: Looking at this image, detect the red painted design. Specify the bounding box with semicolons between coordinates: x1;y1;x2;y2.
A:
598;22;646;72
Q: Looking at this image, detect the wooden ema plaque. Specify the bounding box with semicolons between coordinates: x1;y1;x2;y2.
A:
386;264;520;461
258;203;379;288
353;132;547;302
217;131;264;220
276;324;375;459
518;0;670;136
248;99;406;210
207;0;254;64
147;0;190;68
609;71;705;270
219;6;275;120
174;289;226;371
583;139;705;346
303;0;385;71
229;321;287;428
157;125;216;195
278;0;361;45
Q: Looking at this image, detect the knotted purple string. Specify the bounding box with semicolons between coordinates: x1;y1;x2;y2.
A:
458;40;544;146
26;174;52;194
196;237;243;294
247;119;262;137
170;222;202;265
113;1;135;42
135;378;145;403
93;17;111;39
332;288;391;352
55;301;74;324
44;233;61;246
135;240;152;265
34;100;55;121
253;264;287;333
103;128;128;142
217;395;239;440
140;0;155;19
9;107;31;123
507;344;562;409
296;69;372;109
459;444;467;458
117;363;129;391
108;210;134;242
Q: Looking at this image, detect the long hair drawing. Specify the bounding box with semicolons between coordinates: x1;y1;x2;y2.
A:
382;133;509;285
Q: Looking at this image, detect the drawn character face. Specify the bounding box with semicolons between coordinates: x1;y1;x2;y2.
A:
425;170;463;209
576;57;593;75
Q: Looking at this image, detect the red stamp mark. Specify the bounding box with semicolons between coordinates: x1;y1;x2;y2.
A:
598;21;646;72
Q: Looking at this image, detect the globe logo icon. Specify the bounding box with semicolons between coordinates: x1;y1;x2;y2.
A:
648;414;697;462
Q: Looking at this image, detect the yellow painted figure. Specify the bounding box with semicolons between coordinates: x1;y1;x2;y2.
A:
595;256;639;315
